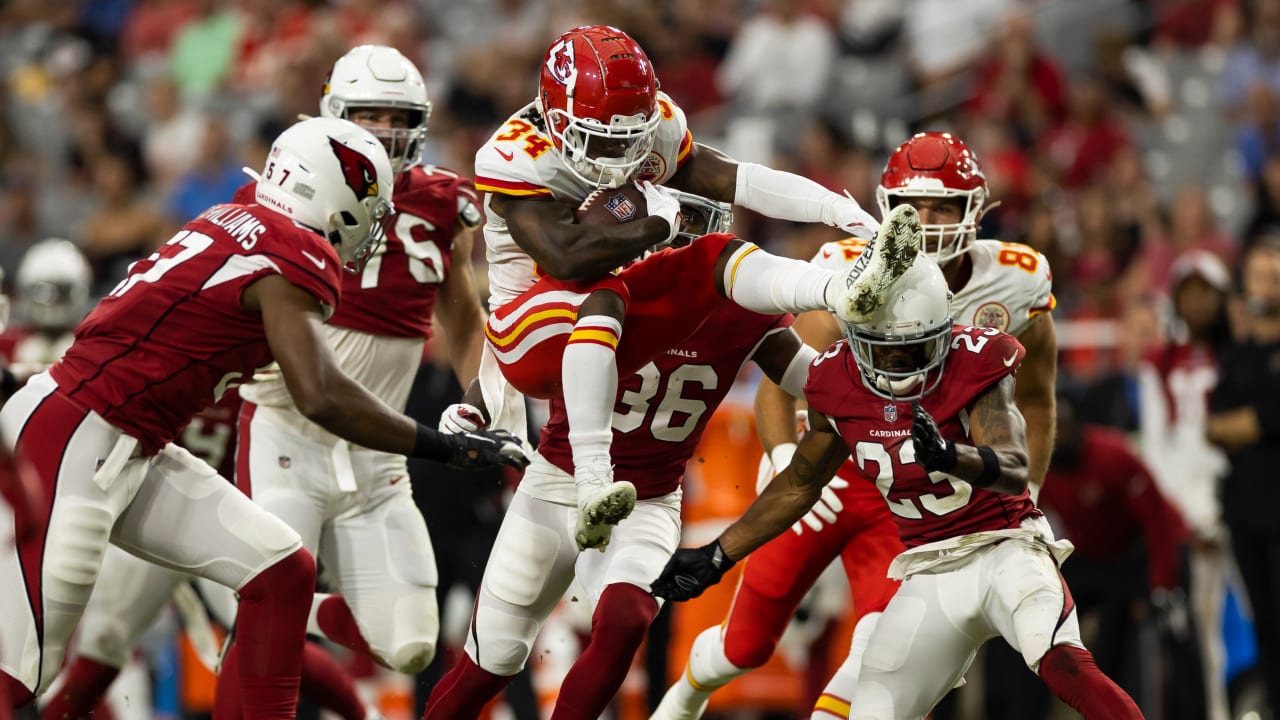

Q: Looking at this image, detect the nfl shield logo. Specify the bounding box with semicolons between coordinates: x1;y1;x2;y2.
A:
604;193;638;221
883;404;898;422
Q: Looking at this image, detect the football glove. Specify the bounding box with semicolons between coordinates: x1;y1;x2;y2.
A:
641;181;681;245
911;401;957;472
651;540;736;602
443;429;529;471
439;402;487;434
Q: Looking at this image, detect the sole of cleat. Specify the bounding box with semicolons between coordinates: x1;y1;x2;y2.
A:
575;480;638;551
838;205;921;323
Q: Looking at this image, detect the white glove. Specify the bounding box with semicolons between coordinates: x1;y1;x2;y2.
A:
832;191;879;240
641;181;681;244
792;476;850;535
439;403;487;434
755;442;798;493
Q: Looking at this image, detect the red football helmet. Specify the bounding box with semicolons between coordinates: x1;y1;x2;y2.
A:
538;25;660;189
876;132;989;264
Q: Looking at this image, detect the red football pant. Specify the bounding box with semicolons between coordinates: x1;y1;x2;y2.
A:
723;465;903;670
486;233;735;399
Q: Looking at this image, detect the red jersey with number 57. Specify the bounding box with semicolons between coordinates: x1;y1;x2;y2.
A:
539;300;791;500
49;204;342;455
804;326;1038;548
232;166;478;340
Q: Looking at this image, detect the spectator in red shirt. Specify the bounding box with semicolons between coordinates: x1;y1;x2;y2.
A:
1040;75;1132;189
965;10;1067;142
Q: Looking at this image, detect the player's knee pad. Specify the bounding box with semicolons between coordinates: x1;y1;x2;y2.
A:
467;604;540;676
43;498;114;601
380;588;439;674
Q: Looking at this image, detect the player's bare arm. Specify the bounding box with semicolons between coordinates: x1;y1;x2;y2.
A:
1013;312;1057;501
914;375;1030;496
247;274;526;470
718;412;849;560
434;223;486;387
665;143;738;202
492;194;671;282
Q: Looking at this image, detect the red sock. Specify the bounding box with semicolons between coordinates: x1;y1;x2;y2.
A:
316;595;373;657
301;641;365;720
550;583;658;720
1039;645;1144;719
422;653;513;720
39;657;120;720
212;643;243;720
230;548;316;719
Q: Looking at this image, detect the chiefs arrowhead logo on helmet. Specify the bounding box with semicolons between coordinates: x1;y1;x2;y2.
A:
546;38;576;86
328;136;379;201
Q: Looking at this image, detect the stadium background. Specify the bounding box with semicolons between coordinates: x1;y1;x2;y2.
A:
0;0;1265;718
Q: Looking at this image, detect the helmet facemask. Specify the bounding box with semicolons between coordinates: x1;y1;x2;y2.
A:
846;322;951;401
876;187;987;266
665;188;733;248
340;102;430;175
546;103;660;189
328;195;395;274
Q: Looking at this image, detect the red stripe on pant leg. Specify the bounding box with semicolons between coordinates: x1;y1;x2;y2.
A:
13;392;91;649
235;401;256;499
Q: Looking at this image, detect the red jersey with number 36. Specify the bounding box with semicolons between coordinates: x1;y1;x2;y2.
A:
539;300;791;500
804;326;1038;548
49;204;341;455
232;165;478;340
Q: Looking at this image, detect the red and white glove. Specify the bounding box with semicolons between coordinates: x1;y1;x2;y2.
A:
439;403;486;434
792;476;850;535
641;181;681;245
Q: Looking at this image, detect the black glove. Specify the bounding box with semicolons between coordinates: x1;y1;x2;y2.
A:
912;401;956;472
443;429;530;470
651;540;736;601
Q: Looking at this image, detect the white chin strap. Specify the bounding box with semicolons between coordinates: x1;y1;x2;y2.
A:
875;373;923;396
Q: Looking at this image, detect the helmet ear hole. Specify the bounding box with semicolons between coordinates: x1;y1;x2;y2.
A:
339;210;358;226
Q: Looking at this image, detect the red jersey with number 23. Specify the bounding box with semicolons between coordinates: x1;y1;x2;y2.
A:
804;325;1038;548
232;165;478;340
49;204;341;455
539;300;791;500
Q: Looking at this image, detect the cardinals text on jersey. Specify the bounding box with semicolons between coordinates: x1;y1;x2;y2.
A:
804;326;1038;547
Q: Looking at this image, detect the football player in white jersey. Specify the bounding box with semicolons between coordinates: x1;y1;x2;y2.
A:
222;44;490;697
655;131;1058;719
461;23;899;555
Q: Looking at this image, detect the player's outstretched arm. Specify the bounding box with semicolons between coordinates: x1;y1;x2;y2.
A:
1014;312;1057;502
493;194;672;282
652;414;847;601
912;375;1030;495
666;143;878;238
246;274;528;470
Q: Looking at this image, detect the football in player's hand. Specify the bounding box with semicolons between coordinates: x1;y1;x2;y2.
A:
575;183;648;225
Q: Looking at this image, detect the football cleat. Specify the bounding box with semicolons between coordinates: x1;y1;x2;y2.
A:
833;204;922;323
574;469;637;552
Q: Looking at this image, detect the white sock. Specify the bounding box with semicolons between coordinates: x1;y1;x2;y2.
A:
812;611;882;718
658;626;748;718
307;592;332;637
722;243;836;314
562;314;622;483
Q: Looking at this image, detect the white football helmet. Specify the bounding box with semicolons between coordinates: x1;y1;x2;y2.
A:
16;238;91;332
250;117;395;273
320;45;431;175
666;188;733;246
843;253;953;400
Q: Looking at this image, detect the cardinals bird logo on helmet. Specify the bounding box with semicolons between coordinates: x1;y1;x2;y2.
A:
329;136;380;200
